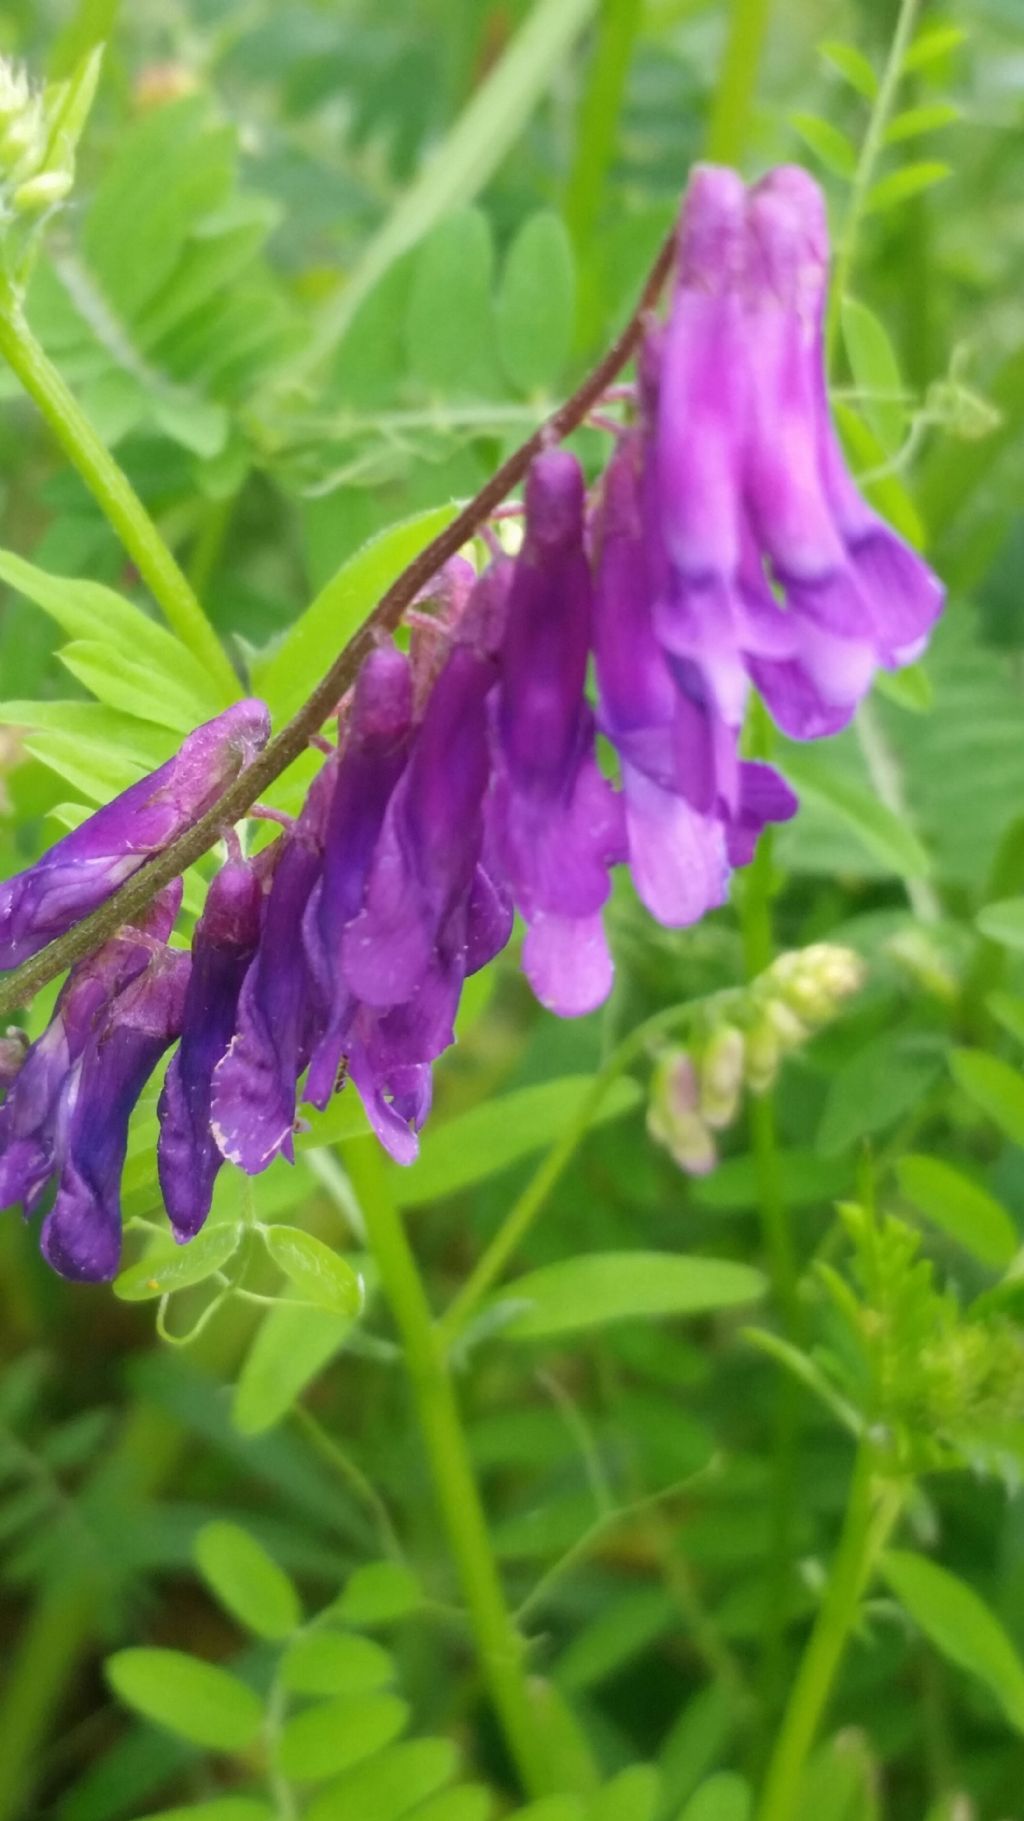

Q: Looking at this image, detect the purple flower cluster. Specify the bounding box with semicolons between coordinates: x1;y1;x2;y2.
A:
0;163;944;1280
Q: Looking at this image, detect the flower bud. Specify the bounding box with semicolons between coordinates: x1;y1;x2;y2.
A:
764;997;808;1051
648;1051;717;1176
698;1023;745;1130
743;1015;779;1095
0;1027;28;1091
767;943;864;1024
13;171;73;214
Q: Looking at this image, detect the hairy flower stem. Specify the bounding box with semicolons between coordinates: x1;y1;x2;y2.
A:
0;226;676;1024
345;1140;552;1800
757;1446;903;1821
0;294;237;700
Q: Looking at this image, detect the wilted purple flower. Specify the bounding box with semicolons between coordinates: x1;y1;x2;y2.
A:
210;772;332;1176
41;942;190;1281
0;885;182;1222
157;859;263;1240
0;701;270;970
494;449;626;1016
302;646;415;1112
0;1031;28;1093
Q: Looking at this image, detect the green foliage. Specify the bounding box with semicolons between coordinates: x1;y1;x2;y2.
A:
881;1550;1024;1732
495;1252;765;1341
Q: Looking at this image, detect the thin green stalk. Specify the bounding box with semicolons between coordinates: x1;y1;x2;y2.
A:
345;1142;552;1800
757;1446;903;1821
438;999;695;1348
292;1406;405;1563
564;0;644;348
705;0;774;166
739;701;802;1732
827;0;923;363
0;296;237;699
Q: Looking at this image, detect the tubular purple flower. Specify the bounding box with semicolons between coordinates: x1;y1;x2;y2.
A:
210;777;330;1176
0;701;270;970
157;859;263;1240
494;449;625;1016
342;625;499;1012
0;884;182;1220
742;165;943;733
41;942;191;1282
648;163;943;744
302;645;415;1111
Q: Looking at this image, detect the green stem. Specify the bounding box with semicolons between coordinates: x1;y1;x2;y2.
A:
345;1142;552;1800
0;296;236;699
292;1406;405;1563
827;0;923;363
757;1447;903;1821
438;998;696;1348
705;0;773;166
739;701;801;1730
564;0;644;349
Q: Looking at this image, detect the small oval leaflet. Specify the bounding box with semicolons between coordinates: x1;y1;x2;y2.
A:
882;1549;1024;1734
335;1559;424;1625
305;1736;458;1821
113;1221;240;1301
262;1224;364;1316
895;1154;1017;1269
232;1303;354;1436
680;1772;753;1821
410;1789;492;1821
105;1646;263;1750
493;1252;765;1342
950;1048;1024;1148
278;1689;409;1781
280;1628;394;1697
139;1803;274;1821
195;1519;302;1640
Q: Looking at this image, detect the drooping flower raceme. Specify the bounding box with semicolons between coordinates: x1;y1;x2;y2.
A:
0;159;945;1280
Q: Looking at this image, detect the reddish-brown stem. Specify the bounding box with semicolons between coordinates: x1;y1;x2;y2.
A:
0;228;676;1022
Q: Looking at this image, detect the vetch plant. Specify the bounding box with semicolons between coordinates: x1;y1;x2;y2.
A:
1;4;1022;1820
0;161;941;1283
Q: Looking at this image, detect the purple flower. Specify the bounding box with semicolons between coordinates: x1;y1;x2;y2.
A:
595;436;730;925
41;941;191;1281
648;163;943;742
494;449;626;1016
342;598;503;1013
0;701;270;970
210;778;331;1176
0;885;182;1221
594;436;796;925
302;646;415;1111
157;860;263;1240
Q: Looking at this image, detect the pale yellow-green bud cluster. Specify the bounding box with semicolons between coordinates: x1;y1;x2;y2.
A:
647;944;865;1177
0;47;101;233
0;60;59;215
